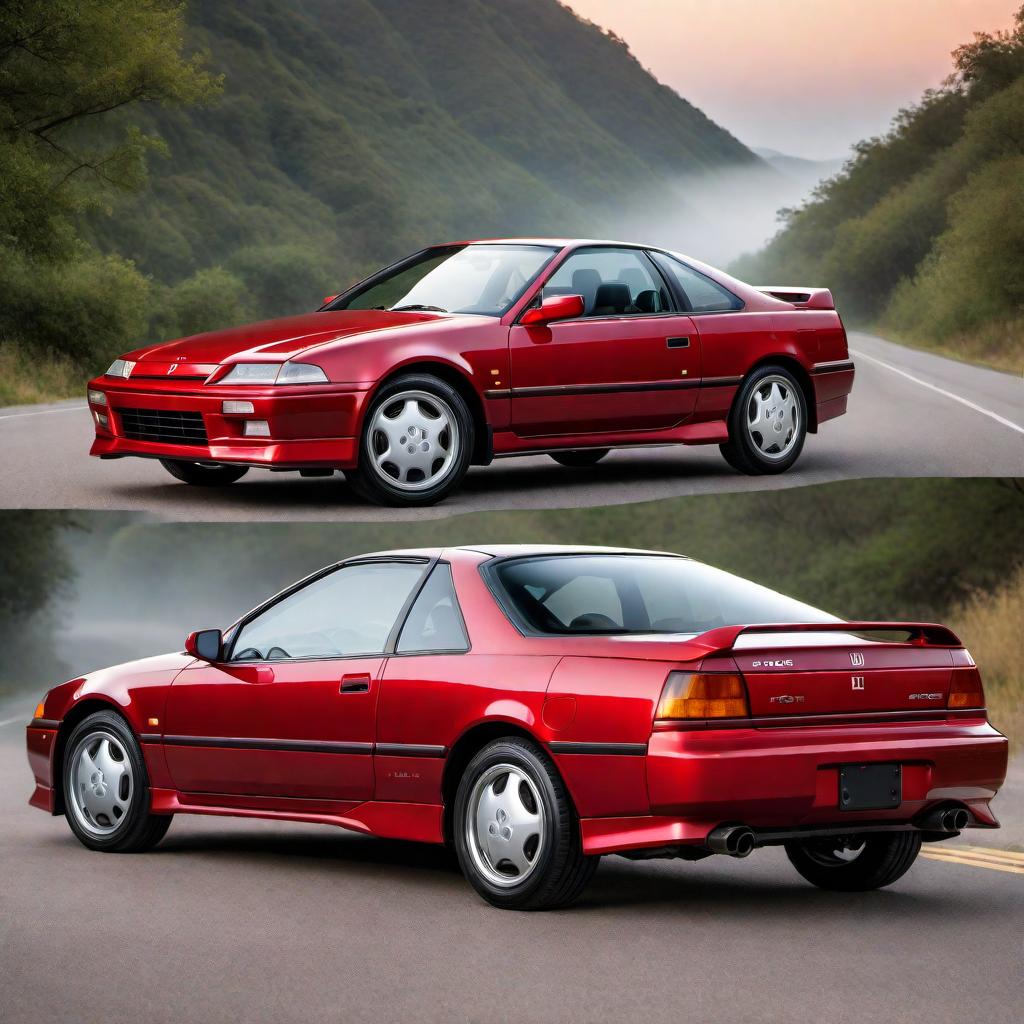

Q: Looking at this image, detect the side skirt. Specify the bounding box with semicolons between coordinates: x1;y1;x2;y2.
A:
149;789;445;844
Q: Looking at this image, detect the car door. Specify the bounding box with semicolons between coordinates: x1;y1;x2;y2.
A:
508;246;701;436
163;558;430;802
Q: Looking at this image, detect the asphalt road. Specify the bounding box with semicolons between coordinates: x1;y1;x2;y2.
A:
0;333;1021;520
1;702;1021;1024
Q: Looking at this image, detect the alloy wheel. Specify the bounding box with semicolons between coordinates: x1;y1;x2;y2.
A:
367;390;460;492
67;730;134;836
745;374;801;460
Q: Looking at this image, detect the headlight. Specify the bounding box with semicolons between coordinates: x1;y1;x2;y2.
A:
218;361;328;385
106;358;135;378
87;389;107;406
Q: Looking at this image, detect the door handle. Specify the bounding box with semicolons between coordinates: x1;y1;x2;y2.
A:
666;336;690;348
340;674;371;693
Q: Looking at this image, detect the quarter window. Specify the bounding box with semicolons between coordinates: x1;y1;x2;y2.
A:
230;561;426;661
652;254;742;312
397;564;469;653
541;248;672;317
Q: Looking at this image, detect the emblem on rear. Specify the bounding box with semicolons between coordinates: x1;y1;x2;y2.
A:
769;694;805;704
851;676;865;690
909;692;942;701
850;652;866;667
167;363;177;374
752;658;794;668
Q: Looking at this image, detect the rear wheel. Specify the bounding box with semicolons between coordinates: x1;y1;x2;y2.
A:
454;737;598;910
549;449;610;468
720;364;807;475
160;459;248;486
62;710;172;853
785;832;922;891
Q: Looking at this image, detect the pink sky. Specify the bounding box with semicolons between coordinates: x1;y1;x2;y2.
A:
566;0;1021;159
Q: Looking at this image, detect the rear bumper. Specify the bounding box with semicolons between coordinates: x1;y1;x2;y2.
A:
86;377;372;469
581;715;1007;855
810;362;854;428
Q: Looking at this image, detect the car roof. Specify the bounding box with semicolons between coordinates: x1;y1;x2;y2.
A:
348;544;688;561
446;238;657;249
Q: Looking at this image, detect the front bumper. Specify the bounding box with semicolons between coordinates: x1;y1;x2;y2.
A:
87;376;372;469
581;715;1007;855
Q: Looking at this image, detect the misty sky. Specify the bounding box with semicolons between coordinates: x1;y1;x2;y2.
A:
567;0;1020;159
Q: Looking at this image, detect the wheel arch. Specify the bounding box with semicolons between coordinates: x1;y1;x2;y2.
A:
741;354;818;433
52;698;135;816
441;719;554;845
363;360;490;464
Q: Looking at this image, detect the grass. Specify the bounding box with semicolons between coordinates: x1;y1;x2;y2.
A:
878;320;1024;377
951;564;1024;752
0;342;85;407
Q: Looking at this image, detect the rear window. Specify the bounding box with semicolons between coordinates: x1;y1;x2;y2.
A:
488;555;836;635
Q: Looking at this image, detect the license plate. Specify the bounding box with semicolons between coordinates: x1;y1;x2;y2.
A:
839;763;901;811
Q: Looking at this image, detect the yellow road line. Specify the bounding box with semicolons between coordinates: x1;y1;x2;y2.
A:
961;845;1024;864
927;846;1024;866
922;850;1024;875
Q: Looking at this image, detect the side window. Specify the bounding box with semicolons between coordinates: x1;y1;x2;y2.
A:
542;248;672;317
396;564;469;653
231;561;426;661
652;254;742;312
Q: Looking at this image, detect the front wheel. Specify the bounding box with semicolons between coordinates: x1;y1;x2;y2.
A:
349;374;474;507
549;449;610;468
62;710;172;853
160;459;249;486
454;737;599;910
785;832;922;891
720;365;807;475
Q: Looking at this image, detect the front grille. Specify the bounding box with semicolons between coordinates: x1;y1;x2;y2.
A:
118;408;208;447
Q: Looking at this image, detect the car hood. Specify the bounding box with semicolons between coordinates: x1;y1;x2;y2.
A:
125;309;450;365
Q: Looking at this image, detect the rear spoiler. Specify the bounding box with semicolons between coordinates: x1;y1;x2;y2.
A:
690;621;963;657
756;286;834;310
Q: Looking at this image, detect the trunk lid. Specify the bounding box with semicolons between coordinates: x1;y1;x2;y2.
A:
695;623;962;719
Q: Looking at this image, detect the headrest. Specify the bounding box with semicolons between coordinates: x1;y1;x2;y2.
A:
593;282;631;313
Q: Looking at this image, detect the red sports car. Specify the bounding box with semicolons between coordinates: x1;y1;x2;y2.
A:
26;546;1005;910
87;240;855;506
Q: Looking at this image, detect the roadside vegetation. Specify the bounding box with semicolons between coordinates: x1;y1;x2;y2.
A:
733;5;1024;374
951;564;1024;753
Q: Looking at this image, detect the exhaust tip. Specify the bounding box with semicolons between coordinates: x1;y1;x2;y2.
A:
707;824;756;858
945;808;970;831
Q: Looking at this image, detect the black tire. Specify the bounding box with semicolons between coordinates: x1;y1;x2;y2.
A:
160;459;249;486
719;364;808;475
453;737;599;910
349;373;474;507
62;710;172;853
549;449;610;468
785;832;922;892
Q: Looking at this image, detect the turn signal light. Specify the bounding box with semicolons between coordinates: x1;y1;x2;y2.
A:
948;666;985;709
657;672;749;720
34;700;45;720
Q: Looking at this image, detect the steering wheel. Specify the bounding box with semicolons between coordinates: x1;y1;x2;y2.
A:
568;613;620;631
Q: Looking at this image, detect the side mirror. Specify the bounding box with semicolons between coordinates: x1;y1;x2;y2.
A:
520;294;584;326
185;628;223;662
321;294;338;307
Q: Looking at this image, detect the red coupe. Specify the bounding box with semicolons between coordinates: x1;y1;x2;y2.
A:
87;240;855;505
26;546;1005;910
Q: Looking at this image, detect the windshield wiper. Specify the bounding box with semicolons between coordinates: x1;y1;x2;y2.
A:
391;304;448;313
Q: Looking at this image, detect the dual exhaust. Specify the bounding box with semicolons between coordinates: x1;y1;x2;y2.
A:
919;805;971;833
706;804;971;857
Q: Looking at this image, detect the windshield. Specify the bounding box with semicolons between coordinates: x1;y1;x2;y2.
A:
489;555;839;635
338;243;557;317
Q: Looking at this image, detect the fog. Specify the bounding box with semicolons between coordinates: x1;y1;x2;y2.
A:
605;159;834;268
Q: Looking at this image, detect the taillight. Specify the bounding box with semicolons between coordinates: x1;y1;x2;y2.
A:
657;671;749;720
948;666;985;709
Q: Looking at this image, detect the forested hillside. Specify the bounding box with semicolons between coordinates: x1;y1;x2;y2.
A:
0;0;758;402
733;5;1024;372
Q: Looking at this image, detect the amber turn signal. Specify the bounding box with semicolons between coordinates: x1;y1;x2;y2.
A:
947;666;985;709
34;700;45;720
657;671;749;720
